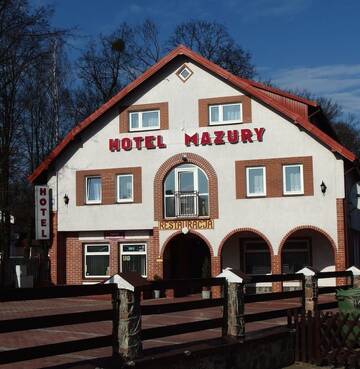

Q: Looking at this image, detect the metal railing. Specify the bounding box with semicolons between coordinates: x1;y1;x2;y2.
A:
175;191;198;217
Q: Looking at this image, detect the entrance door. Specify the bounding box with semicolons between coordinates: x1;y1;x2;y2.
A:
175;167;197;217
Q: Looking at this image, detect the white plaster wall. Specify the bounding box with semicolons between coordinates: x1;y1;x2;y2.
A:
48;57;345;259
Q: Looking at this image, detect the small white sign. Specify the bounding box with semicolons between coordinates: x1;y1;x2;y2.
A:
35;186;50;240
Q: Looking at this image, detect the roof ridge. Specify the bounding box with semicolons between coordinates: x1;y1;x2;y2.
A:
28;45;356;183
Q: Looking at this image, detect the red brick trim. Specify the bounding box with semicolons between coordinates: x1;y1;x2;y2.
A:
198;95;252;127
278;225;337;257
76;167;142;206
153;153;219;220
235;156;313;199
119;102;168;133
218;227;273;258
336;198;347;270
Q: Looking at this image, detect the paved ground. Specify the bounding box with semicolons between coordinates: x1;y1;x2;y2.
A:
0;293;336;369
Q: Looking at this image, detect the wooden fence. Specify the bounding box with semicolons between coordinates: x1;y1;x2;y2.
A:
0;284;118;365
0;269;358;365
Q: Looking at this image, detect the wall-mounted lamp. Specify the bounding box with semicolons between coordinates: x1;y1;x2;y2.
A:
320;181;327;194
182;153;188;161
63;194;69;205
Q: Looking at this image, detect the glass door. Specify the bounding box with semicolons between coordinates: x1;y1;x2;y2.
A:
175;168;198;217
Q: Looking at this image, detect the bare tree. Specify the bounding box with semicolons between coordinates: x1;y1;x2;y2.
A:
73;20;161;121
168;20;255;78
0;0;69;285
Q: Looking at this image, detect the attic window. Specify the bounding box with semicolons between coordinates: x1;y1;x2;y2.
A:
177;65;193;82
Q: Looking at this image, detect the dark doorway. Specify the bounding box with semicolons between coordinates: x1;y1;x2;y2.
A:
163;233;211;295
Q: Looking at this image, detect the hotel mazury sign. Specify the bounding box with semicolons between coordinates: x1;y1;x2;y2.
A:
108;127;266;152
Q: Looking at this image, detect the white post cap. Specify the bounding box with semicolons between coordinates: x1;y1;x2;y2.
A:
347;266;360;276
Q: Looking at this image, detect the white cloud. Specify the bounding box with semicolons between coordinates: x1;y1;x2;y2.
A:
268;64;360;116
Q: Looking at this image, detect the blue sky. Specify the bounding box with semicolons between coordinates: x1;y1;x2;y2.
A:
32;0;360;118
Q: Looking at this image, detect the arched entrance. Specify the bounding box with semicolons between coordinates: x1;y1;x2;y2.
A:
163;232;211;280
280;227;336;274
163;232;211;296
220;229;272;275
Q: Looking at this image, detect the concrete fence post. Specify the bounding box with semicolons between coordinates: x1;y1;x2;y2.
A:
227;281;245;340
297;267;318;314
116;288;143;360
347;266;360;288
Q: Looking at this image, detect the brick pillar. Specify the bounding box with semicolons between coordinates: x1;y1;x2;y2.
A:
147;227;161;280
272;254;282;292
66;233;82;284
336;199;347;286
49;211;58;284
212;256;221;298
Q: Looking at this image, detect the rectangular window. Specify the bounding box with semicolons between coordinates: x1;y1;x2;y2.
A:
282;240;311;274
246;167;266;197
120;243;147;277
209;103;242;125
86;176;101;204
84;244;110;278
244;242;271;275
283;164;304;195
117;174;134;202
129;110;160;131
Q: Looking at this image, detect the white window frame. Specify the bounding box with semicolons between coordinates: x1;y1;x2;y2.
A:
84;244;110;278
283;164;304;195
209;103;242;125
129;110;160;132
246;166;266;197
117;174;134;203
85;176;102;204
120;243;147;277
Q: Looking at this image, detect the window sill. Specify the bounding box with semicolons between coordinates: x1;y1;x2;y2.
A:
246;194;267;198
117;200;134;204
163;216;210;221
283;193;305;197
208;121;243;127
129;127;161;133
84;276;109;279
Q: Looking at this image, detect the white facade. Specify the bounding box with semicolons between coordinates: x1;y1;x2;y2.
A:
34;48;356;284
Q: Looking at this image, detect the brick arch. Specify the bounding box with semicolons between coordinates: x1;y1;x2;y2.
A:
160;230;214;259
278;225;337;257
153;153;219;221
218;228;274;257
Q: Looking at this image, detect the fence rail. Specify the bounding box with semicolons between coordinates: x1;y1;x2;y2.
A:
0;284;118;365
0;269;358;365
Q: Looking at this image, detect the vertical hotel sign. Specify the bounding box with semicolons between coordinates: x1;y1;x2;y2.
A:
35;186;50;240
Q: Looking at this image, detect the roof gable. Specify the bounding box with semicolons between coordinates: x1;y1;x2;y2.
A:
28;45;356;183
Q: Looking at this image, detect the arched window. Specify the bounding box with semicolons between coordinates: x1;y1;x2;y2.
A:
164;164;209;218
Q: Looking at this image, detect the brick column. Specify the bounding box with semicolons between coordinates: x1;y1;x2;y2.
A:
147;227;161;280
49;212;58;284
272;254;282;292
211;256;221;298
336;199;347;286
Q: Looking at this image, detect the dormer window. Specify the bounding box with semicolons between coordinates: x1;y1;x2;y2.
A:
129;110;160;131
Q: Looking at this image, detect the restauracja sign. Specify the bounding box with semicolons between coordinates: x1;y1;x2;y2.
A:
109;127;265;152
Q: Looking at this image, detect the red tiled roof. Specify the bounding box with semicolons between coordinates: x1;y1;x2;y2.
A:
28;45;356;183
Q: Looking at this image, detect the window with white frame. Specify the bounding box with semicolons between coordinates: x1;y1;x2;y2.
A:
283;164;304;195
164;164;209;218
129;110;160;131
84;244;110;278
209;103;242;125
120;243;147;277
86;176;101;204
246;167;266;197
117;174;133;202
